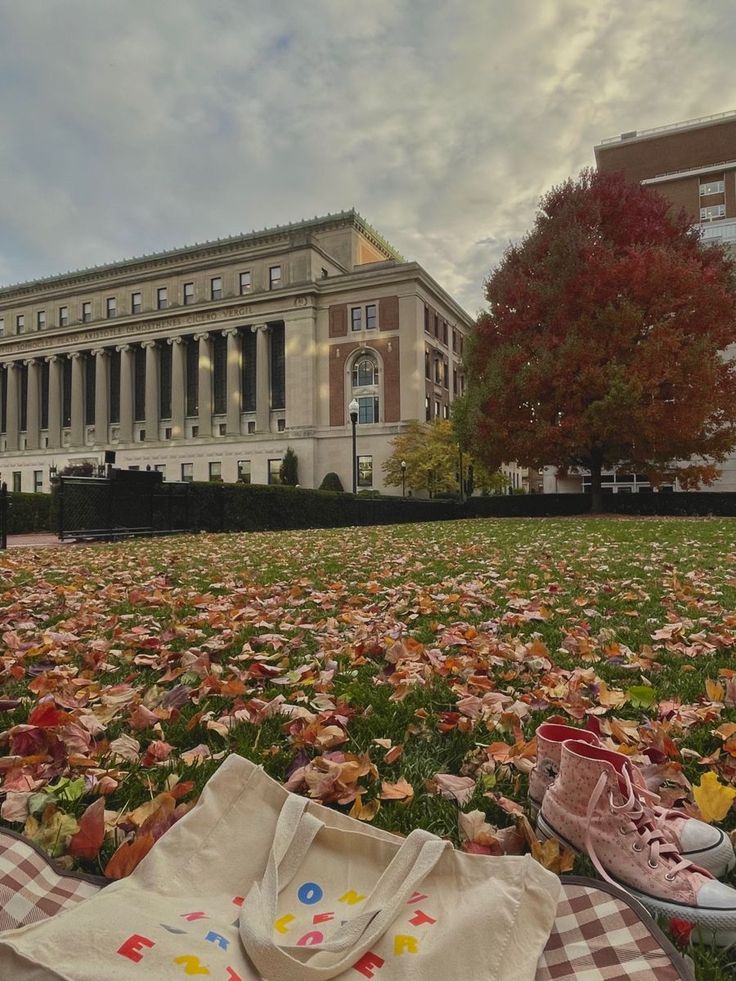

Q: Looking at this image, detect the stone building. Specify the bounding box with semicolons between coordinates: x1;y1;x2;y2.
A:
0;211;472;493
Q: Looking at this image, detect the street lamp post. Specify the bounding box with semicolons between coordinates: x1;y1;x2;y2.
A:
401;459;407;498
349;398;359;494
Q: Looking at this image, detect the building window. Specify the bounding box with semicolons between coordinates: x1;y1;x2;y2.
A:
155;464;167;478
352;356;379;388
181;463;193;482
424;306;430;332
700;204;726;221
247;420;256;434
425;396;431;421
186;338;198;416
435;399;441;418
239;271;251;294
453;368;458;393
351;304;378;331
270;323;286;411
357;455;373;488
269;265;282;290
443;362;449;388
12;472;21;493
159;343;172;419
164;427;172;440
277;418;286;431
211;276;223;300
425;349;431;379
321;267;328;278
16;314;25;332
358;395;379;424
192;425;199;437
442;322;448;346
237;459;251;484
134;346;146;422
209;461;222;481
33;470;43;493
700;180;725;196
183;282;194;305
131;292;142;314
0;316;4;336
35;310;45;330
213;333;227;415
157;287;168;310
82;302;92;323
268;458;282;484
106;297;116;319
443;403;450;419
434;359;442;384
59;306;69;327
218;422;227;435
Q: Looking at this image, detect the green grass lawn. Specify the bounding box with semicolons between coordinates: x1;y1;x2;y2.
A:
2;517;736;978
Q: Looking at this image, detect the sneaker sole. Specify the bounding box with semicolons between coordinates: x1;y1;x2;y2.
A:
537;811;736;943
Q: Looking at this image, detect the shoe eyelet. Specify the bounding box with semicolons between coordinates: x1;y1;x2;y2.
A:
648;860;658;869
632;843;643;852
618;826;629;835
664;872;676;881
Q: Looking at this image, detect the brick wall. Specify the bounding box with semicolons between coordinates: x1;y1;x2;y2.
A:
329;338;401;426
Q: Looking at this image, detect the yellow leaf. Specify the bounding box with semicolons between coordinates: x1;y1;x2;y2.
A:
693;772;736;823
705;679;725;703
349;794;380;822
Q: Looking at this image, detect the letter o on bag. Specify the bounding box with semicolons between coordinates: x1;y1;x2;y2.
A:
297;882;324;905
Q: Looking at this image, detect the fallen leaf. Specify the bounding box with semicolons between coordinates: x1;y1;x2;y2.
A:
693;772;736;823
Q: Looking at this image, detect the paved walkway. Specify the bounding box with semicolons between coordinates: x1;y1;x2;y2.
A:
3;533;69;549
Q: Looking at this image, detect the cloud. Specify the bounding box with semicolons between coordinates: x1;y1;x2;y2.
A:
0;0;734;311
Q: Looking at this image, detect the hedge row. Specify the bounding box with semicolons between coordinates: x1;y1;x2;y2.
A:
4;487;736;538
185;482;454;533
4;492;55;534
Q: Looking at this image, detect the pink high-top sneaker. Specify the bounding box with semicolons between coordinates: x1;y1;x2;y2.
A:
529;722;735;878
538;740;736;940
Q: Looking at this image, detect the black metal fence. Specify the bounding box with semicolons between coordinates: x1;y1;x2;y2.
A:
0;483;7;550
57;470;190;541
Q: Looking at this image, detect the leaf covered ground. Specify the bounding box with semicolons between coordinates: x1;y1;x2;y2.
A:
2;517;736;978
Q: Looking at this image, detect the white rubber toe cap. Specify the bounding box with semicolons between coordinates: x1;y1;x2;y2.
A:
679;821;735;877
697;878;736;911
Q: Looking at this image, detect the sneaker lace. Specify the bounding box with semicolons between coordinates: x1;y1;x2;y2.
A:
584;768;692;889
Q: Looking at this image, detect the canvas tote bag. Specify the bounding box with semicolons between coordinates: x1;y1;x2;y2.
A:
0;754;560;981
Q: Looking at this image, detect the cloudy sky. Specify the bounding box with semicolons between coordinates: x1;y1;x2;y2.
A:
1;0;734;313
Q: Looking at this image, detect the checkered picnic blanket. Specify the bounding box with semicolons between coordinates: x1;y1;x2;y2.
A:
0;829;693;980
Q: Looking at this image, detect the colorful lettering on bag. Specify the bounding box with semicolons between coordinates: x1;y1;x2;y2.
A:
204;931;230;951
339;890;367;905
406;891;428;905
274;914;295;934
231;896;245;907
173;954;211;975
180;911;208;921
297;882;324;905
297;931;324;946
225;969;243;981
409;909;437;927
394;935;418;955
313;911;335;924
352;951;385;977
117;934;156;963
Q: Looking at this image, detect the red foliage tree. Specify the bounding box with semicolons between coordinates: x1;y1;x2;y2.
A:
456;170;736;511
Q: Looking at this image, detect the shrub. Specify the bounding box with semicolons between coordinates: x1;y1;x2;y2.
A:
280;448;299;486
319;472;344;492
6;492;54;534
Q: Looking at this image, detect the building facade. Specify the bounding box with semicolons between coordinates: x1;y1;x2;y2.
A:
0;212;472;494
545;111;736;495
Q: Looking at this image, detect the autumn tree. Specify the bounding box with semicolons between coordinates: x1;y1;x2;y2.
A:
279;448;299;486
456;169;736;512
383;419;506;496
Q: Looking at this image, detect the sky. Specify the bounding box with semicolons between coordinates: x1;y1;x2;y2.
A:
1;0;735;315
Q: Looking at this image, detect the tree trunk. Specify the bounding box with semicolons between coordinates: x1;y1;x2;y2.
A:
589;457;603;514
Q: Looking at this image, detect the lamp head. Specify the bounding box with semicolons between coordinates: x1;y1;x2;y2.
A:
348;398;359;422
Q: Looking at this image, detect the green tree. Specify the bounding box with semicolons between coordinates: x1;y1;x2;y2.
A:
279;448;299;486
383;419;505;497
319;472;344;492
457;169;736;512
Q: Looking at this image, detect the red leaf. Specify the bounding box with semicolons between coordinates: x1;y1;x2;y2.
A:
27;703;70;729
104;833;155;880
68;797;105;860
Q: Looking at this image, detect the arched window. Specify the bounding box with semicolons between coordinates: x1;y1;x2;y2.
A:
352;355;379;388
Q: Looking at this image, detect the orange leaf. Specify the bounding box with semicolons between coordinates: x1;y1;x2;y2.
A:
68;798;105;861
380;778;414;801
706;679;725;703
104;832;155;879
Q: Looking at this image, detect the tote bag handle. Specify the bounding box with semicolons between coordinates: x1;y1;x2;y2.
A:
239;794;448;981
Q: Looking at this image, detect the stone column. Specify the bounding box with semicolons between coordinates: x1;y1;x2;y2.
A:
143;340;160;441
224;328;241;435
25;359;41;450
284;311;317;429
70;353;85;447
195;332;212;437
4;363;19;451
47;356;62;449
254;324;270;432
93;349;109;446
169;337;186;439
117;344;134;442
